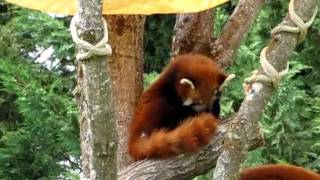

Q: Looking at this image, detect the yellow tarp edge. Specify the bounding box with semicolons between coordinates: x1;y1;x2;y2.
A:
5;0;229;15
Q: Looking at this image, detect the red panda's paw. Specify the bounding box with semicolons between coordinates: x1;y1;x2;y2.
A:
193;113;219;146
149;130;181;158
178;113;219;152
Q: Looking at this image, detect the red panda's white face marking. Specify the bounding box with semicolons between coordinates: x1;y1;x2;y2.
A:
172;54;227;113
140;132;147;138
192;104;207;112
180;77;221;112
191;88;220;112
180;78;195;90
182;98;193;106
180;78;196;106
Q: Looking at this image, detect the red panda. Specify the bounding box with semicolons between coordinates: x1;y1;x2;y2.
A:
128;54;227;160
240;164;320;180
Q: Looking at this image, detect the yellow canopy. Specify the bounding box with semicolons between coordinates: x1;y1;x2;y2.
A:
6;0;229;15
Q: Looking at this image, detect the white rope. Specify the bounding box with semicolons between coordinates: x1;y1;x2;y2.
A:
272;0;318;43
243;47;289;90
243;0;317;94
260;47;289;87
70;15;112;61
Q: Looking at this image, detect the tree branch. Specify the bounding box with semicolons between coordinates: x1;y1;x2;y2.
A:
213;0;318;179
118;0;268;179
171;9;214;58
118;119;263;180
211;0;265;69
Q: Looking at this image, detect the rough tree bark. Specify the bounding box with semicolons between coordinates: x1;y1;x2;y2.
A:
104;15;146;171
171;9;214;58
74;0;117;179
213;0;317;179
211;0;265;69
118;119;263;180
118;0;266;179
171;0;265;69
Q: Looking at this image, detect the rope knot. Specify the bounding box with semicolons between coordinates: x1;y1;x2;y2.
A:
243;47;289;93
70;15;112;61
272;0;318;43
244;0;317;95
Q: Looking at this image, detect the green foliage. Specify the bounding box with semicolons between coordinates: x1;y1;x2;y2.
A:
143;72;159;89
0;4;79;179
0;58;80;180
143;15;175;73
213;5;231;37
0;8;75;74
261;68;320;168
0;0;12;24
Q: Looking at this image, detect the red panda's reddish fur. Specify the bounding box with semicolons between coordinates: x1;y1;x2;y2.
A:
241;164;320;180
128;54;226;161
129;113;218;160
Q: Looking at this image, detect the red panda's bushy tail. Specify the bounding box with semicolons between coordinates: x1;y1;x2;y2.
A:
129;113;219;160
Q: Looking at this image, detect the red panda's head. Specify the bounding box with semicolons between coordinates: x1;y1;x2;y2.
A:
172;54;227;112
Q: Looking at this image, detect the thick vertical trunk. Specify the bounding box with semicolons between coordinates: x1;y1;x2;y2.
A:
75;0;117;179
171;9;214;58
104;15;145;170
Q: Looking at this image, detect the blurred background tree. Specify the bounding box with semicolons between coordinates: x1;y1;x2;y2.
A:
0;1;80;179
143;14;175;73
0;0;319;179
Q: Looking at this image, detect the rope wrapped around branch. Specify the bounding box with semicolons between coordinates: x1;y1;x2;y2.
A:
272;0;318;43
243;0;317;93
70;15;112;61
244;47;289;90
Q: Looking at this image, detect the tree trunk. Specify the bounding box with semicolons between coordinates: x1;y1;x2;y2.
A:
171;9;214;58
118;119;263;180
212;0;265;69
74;0;117;179
104;15;145;170
118;0;268;179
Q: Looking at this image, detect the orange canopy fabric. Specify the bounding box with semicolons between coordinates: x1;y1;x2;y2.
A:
6;0;229;15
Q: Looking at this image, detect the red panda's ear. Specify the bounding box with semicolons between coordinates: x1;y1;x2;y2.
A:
217;73;228;86
180;78;195;89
